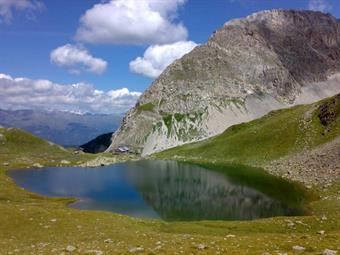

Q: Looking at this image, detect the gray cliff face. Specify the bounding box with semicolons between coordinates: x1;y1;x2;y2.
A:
109;10;340;155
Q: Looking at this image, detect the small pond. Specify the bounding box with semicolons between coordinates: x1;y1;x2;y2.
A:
8;160;309;221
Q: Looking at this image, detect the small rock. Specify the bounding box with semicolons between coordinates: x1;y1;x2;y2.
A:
197;244;207;250
295;220;308;226
61;160;71;165
226;234;236;238
292;245;305;251
321;215;328;220
287;222;295;227
33;163;43;168
323;249;337;255
129;247;144;253
317;230;325;235
3;162;9;166
104;238;113;243
65;245;76;252
0;133;5;142
51;219;57;222
38;242;50;248
154;245;162;250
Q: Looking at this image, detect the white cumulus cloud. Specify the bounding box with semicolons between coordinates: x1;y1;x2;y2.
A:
75;0;188;45
0;73;141;114
50;44;108;75
129;41;198;79
0;0;44;23
308;0;332;12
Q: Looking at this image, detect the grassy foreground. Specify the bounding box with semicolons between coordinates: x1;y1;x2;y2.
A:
0;94;340;254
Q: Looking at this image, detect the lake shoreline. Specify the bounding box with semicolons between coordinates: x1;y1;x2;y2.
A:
7;160;312;221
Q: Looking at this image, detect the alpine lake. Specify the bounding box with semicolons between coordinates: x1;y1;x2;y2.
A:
8;160;310;221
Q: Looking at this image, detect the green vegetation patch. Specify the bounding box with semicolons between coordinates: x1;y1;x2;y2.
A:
136;102;155;113
160;112;205;138
162;114;173;135
174;113;185;122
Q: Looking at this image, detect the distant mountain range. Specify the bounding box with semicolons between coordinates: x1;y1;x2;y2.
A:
0;109;122;146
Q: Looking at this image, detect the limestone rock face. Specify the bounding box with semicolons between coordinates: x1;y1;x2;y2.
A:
108;10;340;155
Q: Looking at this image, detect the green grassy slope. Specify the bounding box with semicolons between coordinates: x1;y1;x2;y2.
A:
0;128;96;168
155;94;340;166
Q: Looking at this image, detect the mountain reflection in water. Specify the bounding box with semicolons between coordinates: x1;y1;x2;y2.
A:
121;160;306;220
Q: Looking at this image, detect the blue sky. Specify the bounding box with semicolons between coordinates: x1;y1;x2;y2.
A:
0;0;339;113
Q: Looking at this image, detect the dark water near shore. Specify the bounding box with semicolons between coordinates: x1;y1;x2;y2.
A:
8;160;308;221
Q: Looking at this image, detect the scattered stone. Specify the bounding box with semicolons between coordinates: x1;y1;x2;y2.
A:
295;220;307;226
0;133;5;143
104;238;113;243
287;222;295;227
225;234;236;238
317;230;325;235
80;156;119;167
61;160;71;165
292;245;305;251
129;247;144;253
321;215;328;221
32;163;43;168
197;244;207;250
65;245;76;252
50;219;57;222
38;242;50;248
154;245;162;250
323;249;337;255
3;162;9;166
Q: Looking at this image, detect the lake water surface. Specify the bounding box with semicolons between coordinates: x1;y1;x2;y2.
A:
8;160;308;221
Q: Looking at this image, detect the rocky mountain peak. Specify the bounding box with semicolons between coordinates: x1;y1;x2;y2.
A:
108;9;340;155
